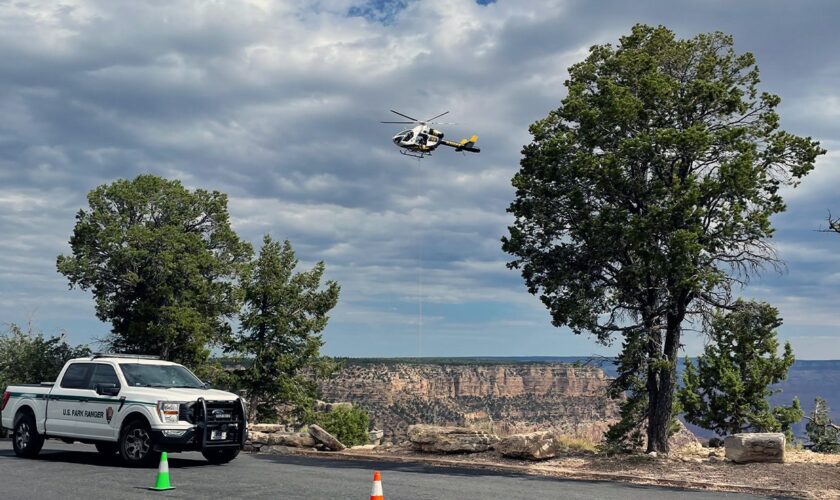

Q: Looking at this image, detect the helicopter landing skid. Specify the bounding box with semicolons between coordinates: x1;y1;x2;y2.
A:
400;149;429;159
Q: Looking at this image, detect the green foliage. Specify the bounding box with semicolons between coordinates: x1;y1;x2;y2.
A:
192;359;242;393
806;397;840;453
601;391;646;455
229;235;340;422
501;24;824;452
677;300;802;437
0;322;91;390
56;175;252;367
306;406;370;447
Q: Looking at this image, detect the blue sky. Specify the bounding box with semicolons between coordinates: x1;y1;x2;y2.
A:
0;0;838;359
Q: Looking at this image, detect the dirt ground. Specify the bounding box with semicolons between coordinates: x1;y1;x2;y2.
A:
331;445;840;499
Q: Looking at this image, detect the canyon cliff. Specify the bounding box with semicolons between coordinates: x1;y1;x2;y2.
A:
318;361;620;442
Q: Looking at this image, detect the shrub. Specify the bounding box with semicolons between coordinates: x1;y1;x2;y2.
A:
307;406;370;447
0;322;90;390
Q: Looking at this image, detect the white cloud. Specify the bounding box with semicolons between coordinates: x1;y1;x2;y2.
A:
0;0;839;357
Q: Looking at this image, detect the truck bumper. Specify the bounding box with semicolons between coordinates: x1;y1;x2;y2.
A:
151;427;201;452
152;398;247;453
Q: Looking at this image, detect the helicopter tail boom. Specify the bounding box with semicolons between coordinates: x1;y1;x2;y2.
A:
441;135;480;153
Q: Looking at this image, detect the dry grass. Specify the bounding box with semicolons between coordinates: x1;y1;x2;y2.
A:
554;434;598;454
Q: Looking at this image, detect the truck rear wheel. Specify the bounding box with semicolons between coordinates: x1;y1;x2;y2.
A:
12;413;44;459
202;447;240;464
119;419;158;467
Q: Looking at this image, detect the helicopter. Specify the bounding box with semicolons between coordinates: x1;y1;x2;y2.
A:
381;110;480;159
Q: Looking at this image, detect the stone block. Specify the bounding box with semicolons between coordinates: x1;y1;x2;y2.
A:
308;424;347;451
724;433;785;463
407;424;498;453
497;432;558;460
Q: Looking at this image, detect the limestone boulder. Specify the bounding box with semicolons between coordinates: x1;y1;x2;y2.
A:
669;420;703;452
308;424;347;451
248;431;316;448
407;424;498;453
249;423;289;433
724;433;785;463
497;432;558;460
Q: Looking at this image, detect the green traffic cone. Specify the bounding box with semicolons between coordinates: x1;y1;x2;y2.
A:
150;451;175;491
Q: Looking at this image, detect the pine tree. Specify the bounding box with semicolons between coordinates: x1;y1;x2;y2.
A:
806;397;840;453
231;235;340;422
677;300;802;438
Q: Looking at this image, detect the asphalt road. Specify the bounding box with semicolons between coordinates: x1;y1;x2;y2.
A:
0;440;780;499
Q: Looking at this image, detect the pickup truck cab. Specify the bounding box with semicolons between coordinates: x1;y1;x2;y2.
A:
1;354;246;466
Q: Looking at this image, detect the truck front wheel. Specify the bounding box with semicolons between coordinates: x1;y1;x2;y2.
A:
202;447;240;464
12;413;44;459
119;419;158;467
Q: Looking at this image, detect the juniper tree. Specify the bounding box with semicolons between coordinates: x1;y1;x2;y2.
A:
677;300;802;439
57;175;252;366
502;25;824;452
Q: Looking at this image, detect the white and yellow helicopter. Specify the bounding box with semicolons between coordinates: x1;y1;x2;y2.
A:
381;110;480;159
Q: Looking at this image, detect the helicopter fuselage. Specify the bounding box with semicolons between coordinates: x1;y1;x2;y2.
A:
392;124;444;157
382;110;480;158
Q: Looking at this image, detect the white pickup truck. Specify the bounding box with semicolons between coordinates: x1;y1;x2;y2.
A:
1;354;246;466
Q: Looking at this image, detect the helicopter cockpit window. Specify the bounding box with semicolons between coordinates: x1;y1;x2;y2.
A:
402;131;414;142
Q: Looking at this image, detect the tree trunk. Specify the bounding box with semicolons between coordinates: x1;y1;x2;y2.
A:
646;364;676;453
646;304;684;453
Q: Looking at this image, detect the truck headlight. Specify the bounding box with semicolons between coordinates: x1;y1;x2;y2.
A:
157;401;181;424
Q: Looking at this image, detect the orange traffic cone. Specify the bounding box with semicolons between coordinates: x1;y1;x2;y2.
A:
370;470;384;500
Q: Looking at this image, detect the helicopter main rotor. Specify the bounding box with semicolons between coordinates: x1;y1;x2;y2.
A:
380;109;455;126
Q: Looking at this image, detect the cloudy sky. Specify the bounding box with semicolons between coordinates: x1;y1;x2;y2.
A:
1;0;838;359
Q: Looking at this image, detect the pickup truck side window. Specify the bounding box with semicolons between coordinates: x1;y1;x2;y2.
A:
60;363;94;389
88;364;121;390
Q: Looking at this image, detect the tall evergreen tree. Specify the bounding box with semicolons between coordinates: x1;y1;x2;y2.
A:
806;397;840;453
502;25;824;452
677;300;802;438
57;175;252;366
231;235;340;422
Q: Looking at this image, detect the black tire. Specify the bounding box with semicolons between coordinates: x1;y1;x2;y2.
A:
118;419;158;467
95;442;119;455
12;413;44;459
201;447;240;464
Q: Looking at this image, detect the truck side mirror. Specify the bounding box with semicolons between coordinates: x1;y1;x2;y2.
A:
95;383;120;396
203;381;212;389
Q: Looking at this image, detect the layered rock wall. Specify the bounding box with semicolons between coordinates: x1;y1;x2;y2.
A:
318;362;619;442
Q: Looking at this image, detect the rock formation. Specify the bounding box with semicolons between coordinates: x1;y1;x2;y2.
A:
724;433;785;463
407;424;498;453
318;362;619;442
309;424;347;451
497;431;559;460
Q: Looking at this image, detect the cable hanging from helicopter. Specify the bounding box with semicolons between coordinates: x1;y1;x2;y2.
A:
381;110;480;159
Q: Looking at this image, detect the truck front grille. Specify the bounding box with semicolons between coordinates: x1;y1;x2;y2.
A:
198;399;244;446
205;401;237;423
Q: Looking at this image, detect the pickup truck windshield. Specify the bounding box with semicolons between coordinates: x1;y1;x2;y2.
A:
119;363;204;389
